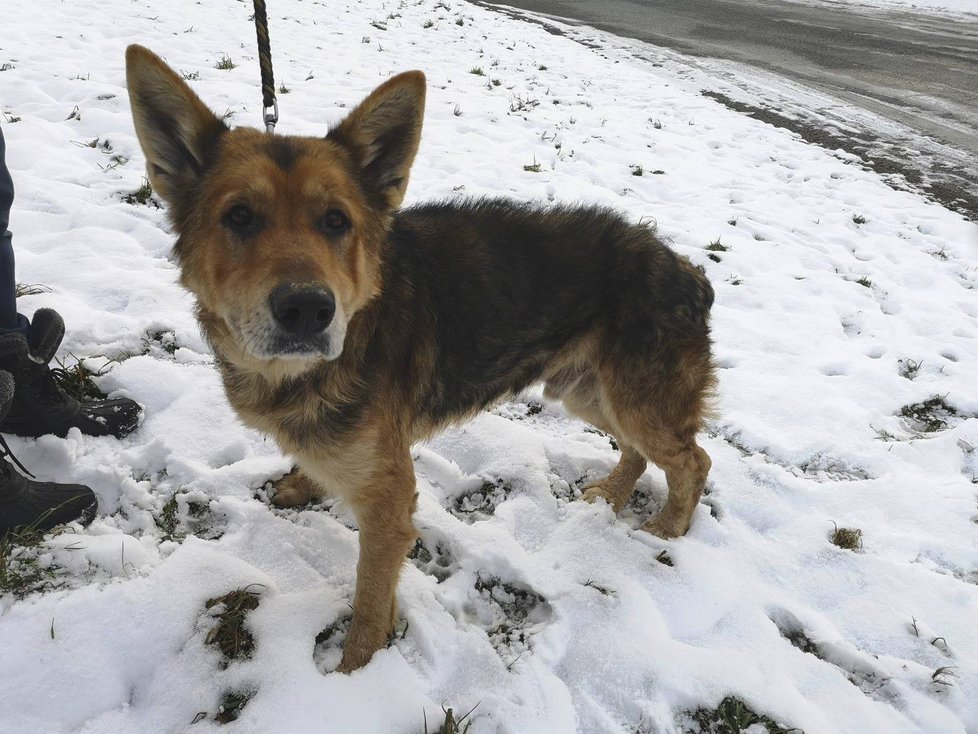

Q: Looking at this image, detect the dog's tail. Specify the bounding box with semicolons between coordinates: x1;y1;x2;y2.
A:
673;257;715;328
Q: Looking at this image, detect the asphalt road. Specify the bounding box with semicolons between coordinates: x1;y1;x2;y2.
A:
487;0;978;215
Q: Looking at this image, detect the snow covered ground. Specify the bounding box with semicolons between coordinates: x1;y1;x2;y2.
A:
1;0;977;732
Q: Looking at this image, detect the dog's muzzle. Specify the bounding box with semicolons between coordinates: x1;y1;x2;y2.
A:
269;284;336;337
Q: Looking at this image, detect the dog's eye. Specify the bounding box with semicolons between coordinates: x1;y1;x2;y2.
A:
319;209;350;236
223;204;258;233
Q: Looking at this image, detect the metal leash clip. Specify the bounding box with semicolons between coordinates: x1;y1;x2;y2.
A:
264;99;279;134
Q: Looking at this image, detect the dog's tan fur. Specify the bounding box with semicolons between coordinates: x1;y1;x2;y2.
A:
126;45;717;672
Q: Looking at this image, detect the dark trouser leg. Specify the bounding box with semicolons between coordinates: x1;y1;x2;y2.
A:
0;233;21;332
0;128;27;333
0;128;12;234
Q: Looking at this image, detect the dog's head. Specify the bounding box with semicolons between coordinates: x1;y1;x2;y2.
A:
125;45;425;370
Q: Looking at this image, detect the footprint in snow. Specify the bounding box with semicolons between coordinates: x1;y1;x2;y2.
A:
408;534;456;583
468;574;553;668
769;607;894;701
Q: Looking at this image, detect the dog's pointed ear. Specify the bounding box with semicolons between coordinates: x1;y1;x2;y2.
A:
125;45;227;204
328;71;426;211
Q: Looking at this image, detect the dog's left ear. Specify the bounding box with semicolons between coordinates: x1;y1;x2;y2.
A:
328;71;426;211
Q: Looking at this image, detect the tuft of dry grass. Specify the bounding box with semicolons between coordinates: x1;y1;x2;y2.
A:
583;579;615;596
1;522;80;599
122;178;157;206
156;495;179;540
192;690;256;726
683;696;802;733
14;283;51;298
423;705;478;734
932;666;957;687
900;395;958;433
830;524;862;551
51;355;111;401
215;690;255;723
204;586;264;664
1;524;57;598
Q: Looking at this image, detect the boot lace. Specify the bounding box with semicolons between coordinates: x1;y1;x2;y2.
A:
0;433;36;479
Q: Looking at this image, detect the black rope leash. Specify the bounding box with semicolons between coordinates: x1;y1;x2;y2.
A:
252;0;279;133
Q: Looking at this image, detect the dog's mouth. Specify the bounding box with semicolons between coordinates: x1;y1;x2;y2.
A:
261;332;334;359
228;306;347;363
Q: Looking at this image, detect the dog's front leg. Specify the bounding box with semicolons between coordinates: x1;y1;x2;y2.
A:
337;449;418;673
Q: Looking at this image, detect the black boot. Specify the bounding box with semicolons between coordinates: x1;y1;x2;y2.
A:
0;308;141;439
0;370;98;536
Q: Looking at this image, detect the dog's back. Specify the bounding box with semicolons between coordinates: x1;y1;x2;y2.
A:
381;199;714;432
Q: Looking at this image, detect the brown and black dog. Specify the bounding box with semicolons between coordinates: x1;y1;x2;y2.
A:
125;45;716;672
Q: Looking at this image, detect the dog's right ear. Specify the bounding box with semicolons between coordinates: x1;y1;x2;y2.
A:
125;45;226;203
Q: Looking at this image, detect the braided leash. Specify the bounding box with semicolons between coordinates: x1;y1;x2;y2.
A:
252;0;279;133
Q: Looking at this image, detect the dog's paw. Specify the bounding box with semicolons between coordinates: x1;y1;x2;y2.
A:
581;482;625;513
271;469;322;508
336;623;387;674
336;648;371;674
640;513;688;539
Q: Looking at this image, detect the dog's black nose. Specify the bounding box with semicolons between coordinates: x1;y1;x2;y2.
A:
269;285;336;336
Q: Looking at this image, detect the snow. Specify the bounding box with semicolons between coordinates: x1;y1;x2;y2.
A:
1;0;977;732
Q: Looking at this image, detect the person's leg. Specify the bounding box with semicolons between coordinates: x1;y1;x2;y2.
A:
0;129;106;537
0;128;25;333
0;129;141;440
0;127;12;233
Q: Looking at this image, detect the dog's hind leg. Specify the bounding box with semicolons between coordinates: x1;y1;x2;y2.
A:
552;369;647;512
636;433;711;539
601;352;714;539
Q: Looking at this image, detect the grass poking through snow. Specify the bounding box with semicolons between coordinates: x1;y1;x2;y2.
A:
422;705;478;734
682;696;802;733
204;586;263;665
156;496;179;541
900;395;958;433
215;690;255;723
121;178;159;207
830;524;862;551
14;283;50;298
0;523;80;600
51;355;111;401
